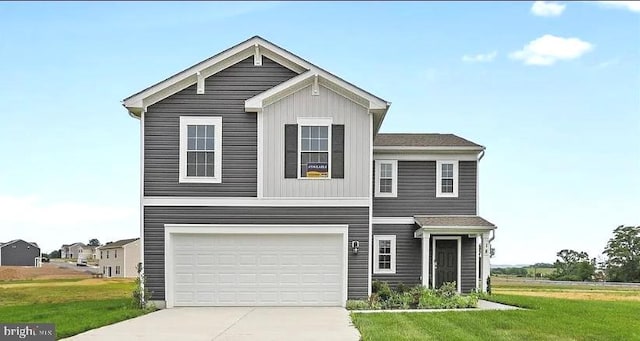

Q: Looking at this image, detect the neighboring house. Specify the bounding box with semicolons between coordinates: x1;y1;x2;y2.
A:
122;36;496;308
60;243;96;260
0;240;41;266
97;238;140;278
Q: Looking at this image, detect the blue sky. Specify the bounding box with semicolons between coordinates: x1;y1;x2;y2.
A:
0;1;638;265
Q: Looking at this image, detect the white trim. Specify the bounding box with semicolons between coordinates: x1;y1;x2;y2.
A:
476;155;480;215
475;235;480;291
374;160;398;197
124;36;388;116
312;74;319;96
257;110;264;198
421;233;430;287
414;226;495;238
371;217;415;225
196;71;205;94
367;114;373;297
253;44;262;66
143;197;370;207
373;235;396;274
178;116;223;183
139;111;146;290
373;153;478;161
297;117;333;179
431;236;462;293
436;160;459;198
164;224;349;308
481;232;491;292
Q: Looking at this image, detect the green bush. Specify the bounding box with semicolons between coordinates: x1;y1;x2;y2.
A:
346;281;480;310
346;300;370;310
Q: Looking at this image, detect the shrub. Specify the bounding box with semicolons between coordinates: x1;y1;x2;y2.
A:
346;300;370;310
372;281;392;301
366;281;479;310
395;283;410;294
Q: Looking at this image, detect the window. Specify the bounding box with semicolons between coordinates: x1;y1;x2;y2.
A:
436;160;458;197
297;117;332;179
114;249;118;258
373;235;396;274
375;160;398;197
106;250;109;259
179;116;223;183
100;251;103;259
115;266;121;275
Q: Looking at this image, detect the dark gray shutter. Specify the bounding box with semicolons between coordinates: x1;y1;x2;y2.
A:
332;124;345;179
284;124;298;178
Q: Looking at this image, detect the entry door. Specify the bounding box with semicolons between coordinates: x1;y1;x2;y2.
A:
108;267;112;277
435;240;457;288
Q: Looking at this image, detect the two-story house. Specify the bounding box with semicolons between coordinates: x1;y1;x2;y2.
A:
97;238;141;278
122;36;496;308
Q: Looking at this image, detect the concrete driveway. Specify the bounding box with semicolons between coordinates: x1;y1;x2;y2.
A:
63;307;360;341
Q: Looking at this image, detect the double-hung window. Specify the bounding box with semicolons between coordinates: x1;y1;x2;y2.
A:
373;235;396;274
297;118;332;179
179;116;223;183
436;160;458;197
115;266;121;275
375;160;397;197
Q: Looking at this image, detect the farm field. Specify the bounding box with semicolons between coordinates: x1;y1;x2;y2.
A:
351;278;640;340
0;268;152;339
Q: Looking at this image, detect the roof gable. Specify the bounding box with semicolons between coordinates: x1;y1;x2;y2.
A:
0;239;40;250
122;36;390;131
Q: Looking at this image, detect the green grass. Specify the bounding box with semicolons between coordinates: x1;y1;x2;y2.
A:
351;294;640;340
0;279;153;339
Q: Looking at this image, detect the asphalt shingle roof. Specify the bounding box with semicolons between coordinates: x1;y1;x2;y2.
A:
374;133;483;148
414;215;496;227
99;238;139;249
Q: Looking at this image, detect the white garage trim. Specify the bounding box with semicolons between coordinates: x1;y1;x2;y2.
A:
164;224;349;308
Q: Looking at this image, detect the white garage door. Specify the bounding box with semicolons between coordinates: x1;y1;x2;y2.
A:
171;233;345;306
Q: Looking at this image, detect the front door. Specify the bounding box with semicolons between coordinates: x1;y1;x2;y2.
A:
435;240;457;288
108;267;112;277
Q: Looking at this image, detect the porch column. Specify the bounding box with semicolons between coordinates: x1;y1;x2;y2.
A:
481;232;491;292
422;232;430;288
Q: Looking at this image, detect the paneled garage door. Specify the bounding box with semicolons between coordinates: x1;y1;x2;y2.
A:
171;233;345;306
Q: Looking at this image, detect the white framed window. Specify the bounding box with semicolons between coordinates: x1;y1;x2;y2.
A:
100;251;103;259
115;266;121;275
114;249;118;258
373;235;396;274
179;116;223;183
106;250;109;259
297;117;332;179
375;160;398;197
436;160;458;197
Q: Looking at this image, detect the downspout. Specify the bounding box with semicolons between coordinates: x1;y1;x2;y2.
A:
478;149;485;162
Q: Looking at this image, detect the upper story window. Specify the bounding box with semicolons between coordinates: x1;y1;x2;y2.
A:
100;251;103;259
375;160;398;197
436;160;458;197
106;250;109;259
297;117;332;179
179;116;223;183
373;235;396;274
114;249;118;258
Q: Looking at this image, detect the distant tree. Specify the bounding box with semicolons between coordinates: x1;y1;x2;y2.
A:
550;249;595;281
532;263;554;268
604;225;640;282
88;239;101;246
49;250;61;258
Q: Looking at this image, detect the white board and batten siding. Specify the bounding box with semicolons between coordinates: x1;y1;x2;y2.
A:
262;84;371;198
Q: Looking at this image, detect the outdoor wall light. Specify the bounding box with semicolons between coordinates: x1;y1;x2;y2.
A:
351;241;360;255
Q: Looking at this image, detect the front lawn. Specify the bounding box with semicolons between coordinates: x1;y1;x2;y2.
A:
0;278;153;339
352;292;640;340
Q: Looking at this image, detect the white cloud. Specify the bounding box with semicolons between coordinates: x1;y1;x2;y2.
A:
461;51;498;63
509;34;593;66
0;195;137;252
531;1;566;17
594;1;640;13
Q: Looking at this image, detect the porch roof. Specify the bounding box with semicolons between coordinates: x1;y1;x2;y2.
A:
413;215;496;237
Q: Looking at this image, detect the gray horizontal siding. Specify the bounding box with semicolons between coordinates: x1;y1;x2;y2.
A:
372;224;421;288
144;57;298;197
373;161;477;217
461;235;477;293
0;240;40;266
144;206;369;301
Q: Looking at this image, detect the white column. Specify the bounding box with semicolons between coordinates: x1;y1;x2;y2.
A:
422;232;430;288
481;232;491;292
475;235;480;290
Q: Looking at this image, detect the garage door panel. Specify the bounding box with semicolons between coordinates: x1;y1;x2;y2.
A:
172;233;344;306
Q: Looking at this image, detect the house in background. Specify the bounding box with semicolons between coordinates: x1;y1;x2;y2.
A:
0;240;41;266
97;238;140;278
122;36;496;308
60;242;97;260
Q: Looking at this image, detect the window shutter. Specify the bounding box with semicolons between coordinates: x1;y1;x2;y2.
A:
332;124;345;179
284;124;298;178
